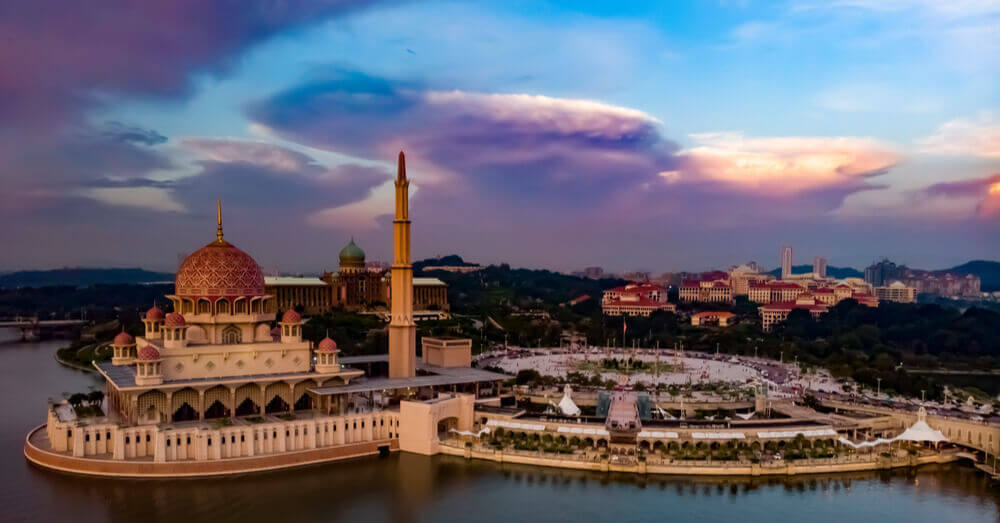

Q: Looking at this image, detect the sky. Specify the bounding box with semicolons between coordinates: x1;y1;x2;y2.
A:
1;0;998;275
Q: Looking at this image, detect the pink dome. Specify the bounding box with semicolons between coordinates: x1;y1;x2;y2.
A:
316;337;339;353
270;326;281;336
164;313;186;327
174;240;265;298
113;331;135;345
281;309;301;324
145;305;165;321
137;345;161;361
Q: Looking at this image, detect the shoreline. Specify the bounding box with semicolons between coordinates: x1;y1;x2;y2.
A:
438;444;960;477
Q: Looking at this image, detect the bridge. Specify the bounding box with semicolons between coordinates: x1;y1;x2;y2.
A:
0;317;89;341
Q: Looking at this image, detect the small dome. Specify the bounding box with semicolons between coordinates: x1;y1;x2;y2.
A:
137;345;161;361
114;331;135;346
270;326;281;336
338;239;366;264
145;305;165;321
164;313;186;327
281;309;302;324
317;337;339;353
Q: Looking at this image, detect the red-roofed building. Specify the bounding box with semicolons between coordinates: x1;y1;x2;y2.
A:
602;283;676;317
759;295;830;331
748;281;806;304
679;273;733;304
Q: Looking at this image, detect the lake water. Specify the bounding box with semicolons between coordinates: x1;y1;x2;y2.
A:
1;330;998;523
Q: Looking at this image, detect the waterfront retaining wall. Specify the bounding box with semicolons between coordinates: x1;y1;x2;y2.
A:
25;425;398;478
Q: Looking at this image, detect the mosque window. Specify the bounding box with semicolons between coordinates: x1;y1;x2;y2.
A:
146;434;151;442
85;434;90;442
187;437;191;445
231;435;235;444
95;433;100;441
208;438;212;446
176;438;180;446
107;431;111;440
167;439;171;447
67;429;72;438
240;435;245;442
125;436;130;444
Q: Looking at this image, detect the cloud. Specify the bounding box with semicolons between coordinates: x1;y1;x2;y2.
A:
922;173;1000;218
248;69;902;243
85;187;187;213
101;122;169;146
0;1;382;214
917;114;1000;158
676;133;898;196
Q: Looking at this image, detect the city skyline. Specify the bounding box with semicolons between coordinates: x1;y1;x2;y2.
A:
2;1;998;274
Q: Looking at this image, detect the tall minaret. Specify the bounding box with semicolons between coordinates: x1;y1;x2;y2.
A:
389;151;416;378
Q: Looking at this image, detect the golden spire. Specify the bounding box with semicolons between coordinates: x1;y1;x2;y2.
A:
397;150;406;181
216;198;224;243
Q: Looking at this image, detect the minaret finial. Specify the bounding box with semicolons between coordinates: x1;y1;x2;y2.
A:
216;198;224;243
397;150;406;181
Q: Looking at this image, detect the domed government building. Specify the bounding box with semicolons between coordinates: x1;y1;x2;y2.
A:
25;152;508;476
263;237;449;319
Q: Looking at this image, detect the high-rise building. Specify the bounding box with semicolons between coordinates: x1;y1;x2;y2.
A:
864;258;899;287
813;257;827;278
780;246;793;279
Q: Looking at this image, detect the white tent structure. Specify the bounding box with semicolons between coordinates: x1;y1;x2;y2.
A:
838;407;948;449
894;412;948;443
558;385;581;416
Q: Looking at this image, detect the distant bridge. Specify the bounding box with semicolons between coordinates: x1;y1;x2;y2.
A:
0;317;89;341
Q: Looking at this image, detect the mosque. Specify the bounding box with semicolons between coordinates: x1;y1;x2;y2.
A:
25;152;507;476
23;152;993;478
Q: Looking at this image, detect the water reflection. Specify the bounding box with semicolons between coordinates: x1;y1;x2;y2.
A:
2;333;998;523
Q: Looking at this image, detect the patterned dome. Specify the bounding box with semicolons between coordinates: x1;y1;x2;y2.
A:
175;240;265;298
164;312;186;327
113;331;135;345
317;336;339;353
281;309;302;324
145;305;165;320
137;345;161;361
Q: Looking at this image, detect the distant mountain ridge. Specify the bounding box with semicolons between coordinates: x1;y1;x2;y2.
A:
765;265;863;279
0;268;174;289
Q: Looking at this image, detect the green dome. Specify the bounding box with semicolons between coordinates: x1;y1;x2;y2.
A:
339;238;366;263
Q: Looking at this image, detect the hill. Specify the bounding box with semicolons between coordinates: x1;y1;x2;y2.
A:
0;268;174;289
414;254;480;272
944;260;1000;292
765;265;863;279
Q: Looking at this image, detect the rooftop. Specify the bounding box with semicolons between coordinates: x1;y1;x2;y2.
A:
94;361;360;390
310;364;507;396
264;276;328;286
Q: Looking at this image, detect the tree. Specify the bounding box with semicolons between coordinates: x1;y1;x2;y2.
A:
87;390;104;407
68;393;86;408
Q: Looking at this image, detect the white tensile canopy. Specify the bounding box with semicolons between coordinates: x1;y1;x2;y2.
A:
559;385;581;416
893;419;948;443
838;407;948;448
